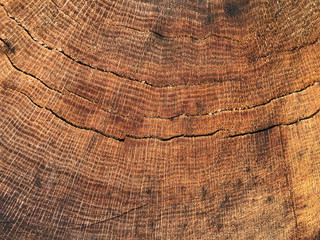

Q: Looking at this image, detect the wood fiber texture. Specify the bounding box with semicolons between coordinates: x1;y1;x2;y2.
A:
0;0;320;239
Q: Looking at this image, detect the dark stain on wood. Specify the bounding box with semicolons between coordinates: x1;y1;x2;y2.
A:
220;194;230;208
217;223;223;231
35;179;42;188
224;0;249;18
224;2;240;18
6;40;14;53
202;185;208;200
0;39;16;54
150;221;155;232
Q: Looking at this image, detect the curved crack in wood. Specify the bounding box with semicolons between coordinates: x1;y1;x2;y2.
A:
2;40;319;122
2;3;319;89
1;1;319;239
252;37;320;62
2;86;228;142
3;86;320;142
0;3;239;88
0;49;137;121
0;48;62;95
226;108;320;138
149;81;320;120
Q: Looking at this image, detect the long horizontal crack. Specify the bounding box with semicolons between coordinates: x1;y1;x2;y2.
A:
0;3;239;88
2;3;319;89
2;36;319;122
5;87;124;142
226;107;320;138
4;86;320;143
2;2;319;91
3;87;229;142
2;44;319;128
58;47;239;88
252;37;319;62
2;4;320;127
126;129;228;141
161;81;320;120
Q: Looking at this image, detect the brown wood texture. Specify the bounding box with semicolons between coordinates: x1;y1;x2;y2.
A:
0;0;320;239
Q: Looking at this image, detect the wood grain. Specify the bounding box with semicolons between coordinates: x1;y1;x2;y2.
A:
0;0;319;239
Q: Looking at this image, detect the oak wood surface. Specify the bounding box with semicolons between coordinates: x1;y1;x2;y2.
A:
0;0;319;239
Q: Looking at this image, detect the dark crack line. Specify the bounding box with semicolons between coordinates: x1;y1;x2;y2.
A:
126;129;229;141
2;4;319;116
2;37;319;122
70;203;148;229
2;35;320;131
2;4;320;124
2;3;319;89
6;85;320;142
0;46;62;95
252;37;319;62
1;50;138;121
5;87;125;142
0;3;239;88
151;81;320;120
3;87;229;142
58;47;239;88
0;3;53;50
226;107;320;139
50;0;59;9
279;127;299;238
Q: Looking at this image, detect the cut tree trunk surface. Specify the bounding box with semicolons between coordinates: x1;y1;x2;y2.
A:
0;0;319;239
